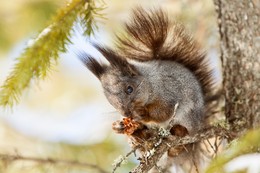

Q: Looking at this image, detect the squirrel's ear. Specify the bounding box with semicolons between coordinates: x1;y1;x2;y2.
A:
77;52;106;79
94;44;139;76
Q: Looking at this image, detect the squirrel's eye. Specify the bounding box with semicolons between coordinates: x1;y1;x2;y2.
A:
126;86;134;94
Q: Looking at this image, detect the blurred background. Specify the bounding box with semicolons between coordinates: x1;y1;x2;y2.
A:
0;0;219;172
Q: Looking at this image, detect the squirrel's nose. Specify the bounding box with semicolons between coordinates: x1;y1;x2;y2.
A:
122;110;132;118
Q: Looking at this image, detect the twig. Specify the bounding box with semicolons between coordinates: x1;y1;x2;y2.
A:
201;141;215;159
214;136;219;154
0;153;108;173
112;148;137;173
155;164;163;173
167;103;179;131
190;147;199;173
206;138;217;154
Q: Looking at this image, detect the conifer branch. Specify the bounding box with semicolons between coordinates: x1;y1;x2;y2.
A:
0;0;105;107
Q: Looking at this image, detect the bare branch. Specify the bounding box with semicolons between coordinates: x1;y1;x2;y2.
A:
0;153;108;173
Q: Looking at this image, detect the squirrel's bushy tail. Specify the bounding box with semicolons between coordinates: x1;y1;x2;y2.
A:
116;7;215;99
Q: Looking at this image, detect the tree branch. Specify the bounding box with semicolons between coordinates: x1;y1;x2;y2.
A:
131;126;231;173
0;153;108;173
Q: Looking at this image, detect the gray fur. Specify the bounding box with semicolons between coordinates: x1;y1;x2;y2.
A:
99;60;205;134
136;61;204;132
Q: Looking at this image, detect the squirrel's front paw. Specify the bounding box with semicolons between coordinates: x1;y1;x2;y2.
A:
112;118;141;135
112;120;125;134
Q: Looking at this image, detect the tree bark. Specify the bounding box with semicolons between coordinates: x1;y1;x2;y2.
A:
214;0;260;136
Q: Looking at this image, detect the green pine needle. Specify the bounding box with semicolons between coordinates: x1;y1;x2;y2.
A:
80;0;107;36
0;0;105;108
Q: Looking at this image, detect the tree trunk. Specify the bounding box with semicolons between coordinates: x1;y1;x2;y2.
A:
214;0;260;136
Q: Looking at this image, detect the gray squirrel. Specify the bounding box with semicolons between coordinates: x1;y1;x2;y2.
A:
79;7;215;169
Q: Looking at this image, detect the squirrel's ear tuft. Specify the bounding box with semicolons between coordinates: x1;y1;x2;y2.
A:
94;44;139;76
94;44;127;68
77;51;105;79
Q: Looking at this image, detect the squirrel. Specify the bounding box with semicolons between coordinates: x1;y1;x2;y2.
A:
78;7;215;171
